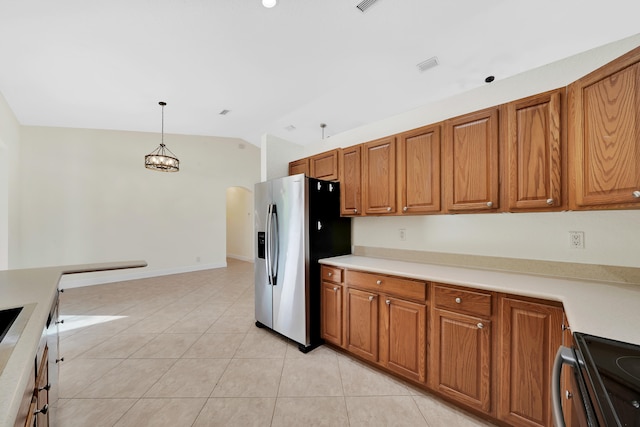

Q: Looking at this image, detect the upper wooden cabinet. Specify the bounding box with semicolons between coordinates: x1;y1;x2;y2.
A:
339;145;362;216
568;46;640;209
288;158;309;176
505;89;564;211
289;149;339;180
444;108;500;212
310;149;339;181
362;136;397;215
397;124;442;214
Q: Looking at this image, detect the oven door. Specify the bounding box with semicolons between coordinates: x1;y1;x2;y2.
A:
553;346;599;427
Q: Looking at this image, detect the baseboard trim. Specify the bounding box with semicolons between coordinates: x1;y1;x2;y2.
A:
227;254;254;262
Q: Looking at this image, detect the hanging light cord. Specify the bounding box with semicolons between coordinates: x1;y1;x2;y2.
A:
160;101;166;147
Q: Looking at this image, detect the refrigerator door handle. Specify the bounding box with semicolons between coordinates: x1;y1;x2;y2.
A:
265;206;272;285
271;205;279;285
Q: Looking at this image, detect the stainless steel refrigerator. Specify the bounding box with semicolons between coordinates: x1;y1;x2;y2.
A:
254;174;351;352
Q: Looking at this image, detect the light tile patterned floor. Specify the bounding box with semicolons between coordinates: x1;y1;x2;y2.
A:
54;259;496;427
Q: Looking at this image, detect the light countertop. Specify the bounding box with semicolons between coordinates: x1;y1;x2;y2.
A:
0;261;146;427
319;255;640;347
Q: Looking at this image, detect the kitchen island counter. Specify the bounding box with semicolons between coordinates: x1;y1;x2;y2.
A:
0;261;146;427
319;255;640;347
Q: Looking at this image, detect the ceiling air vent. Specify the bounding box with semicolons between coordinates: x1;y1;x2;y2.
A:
356;0;379;13
219;109;231;115
417;56;439;73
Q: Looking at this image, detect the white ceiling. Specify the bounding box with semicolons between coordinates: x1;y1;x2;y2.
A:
0;0;639;147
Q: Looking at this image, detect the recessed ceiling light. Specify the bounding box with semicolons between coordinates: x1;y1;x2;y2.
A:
262;0;277;8
485;75;495;83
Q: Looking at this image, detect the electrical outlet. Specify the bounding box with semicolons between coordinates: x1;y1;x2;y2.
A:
569;231;585;249
399;229;406;241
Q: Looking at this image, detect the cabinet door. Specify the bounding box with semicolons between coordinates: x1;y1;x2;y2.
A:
398;124;442;214
346;287;378;362
339;145;362;216
498;297;563;427
506;89;563;210
289;158;309;176
310;149;339;181
432;309;492;413
444;108;500;212
380;296;426;382
321;281;343;347
568;48;640;209
362;136;397;215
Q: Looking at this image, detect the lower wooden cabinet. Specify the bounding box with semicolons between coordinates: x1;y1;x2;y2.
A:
497;296;564;427
321;265;568;427
380;296;426;382
345;287;379;362
321;281;343;346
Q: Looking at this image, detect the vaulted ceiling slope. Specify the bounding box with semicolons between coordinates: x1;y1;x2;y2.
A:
0;0;639;147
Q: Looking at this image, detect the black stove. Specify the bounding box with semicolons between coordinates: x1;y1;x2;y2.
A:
574;333;640;426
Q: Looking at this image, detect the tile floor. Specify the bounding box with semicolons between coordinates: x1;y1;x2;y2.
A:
54;259;496;427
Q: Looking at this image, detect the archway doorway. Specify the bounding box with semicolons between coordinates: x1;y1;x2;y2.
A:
226;186;254;262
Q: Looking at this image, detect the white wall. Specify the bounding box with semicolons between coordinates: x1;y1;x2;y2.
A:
226;186;254;262
261;133;305;181
270;33;640;269
0;90;21;270
16;126;260;285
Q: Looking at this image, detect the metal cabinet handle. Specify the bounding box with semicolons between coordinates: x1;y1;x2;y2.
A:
403;206;408;212
34;404;48;415
327;272;332;277
455;297;461;304
486;201;493;208
477;323;484;329
333;287;338;292
546;198;554;205
368;296;374;301
633;191;640;198
376;280;382;285
385;299;391;305
565;390;572;400
56;357;64;363
386;207;392;212
56;319;64;325
38;383;51;392
353;208;358;213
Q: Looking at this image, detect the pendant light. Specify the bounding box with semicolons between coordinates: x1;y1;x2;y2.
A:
144;101;179;172
262;0;277;8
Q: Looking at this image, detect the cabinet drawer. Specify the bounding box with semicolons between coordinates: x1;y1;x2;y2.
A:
346;270;427;302
434;284;492;318
321;266;343;283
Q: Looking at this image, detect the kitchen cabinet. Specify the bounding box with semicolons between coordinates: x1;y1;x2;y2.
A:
345;287;378;362
568;46;640;209
15;293;60;427
362;136;397;215
321;266;344;347
430;284;494;414
339;145;362;216
444;107;500;213
288;158;309;176
505;89;564;211
397;124;442;214
343;270;427;379
497;295;563;427
310;149;339;181
379;296;426;382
